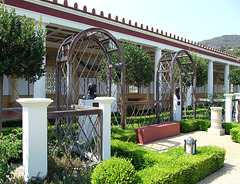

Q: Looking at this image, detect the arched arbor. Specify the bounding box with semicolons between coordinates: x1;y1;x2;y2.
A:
56;28;126;126
156;50;197;121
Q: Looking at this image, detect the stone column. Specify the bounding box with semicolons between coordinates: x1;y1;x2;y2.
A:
234;93;240;122
34;22;46;98
17;98;53;181
154;48;162;100
208;61;214;99
94;97;115;161
224;64;230;94
224;94;233;122
208;107;225;136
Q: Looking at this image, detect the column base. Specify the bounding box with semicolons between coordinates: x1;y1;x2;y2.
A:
208;128;225;136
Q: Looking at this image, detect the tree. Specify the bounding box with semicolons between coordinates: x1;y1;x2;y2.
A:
122;41;153;87
228;68;240;85
193;53;208;87
0;2;46;133
233;50;240;57
98;41;153;88
178;52;208;87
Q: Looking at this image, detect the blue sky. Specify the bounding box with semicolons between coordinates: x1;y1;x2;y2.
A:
59;0;240;42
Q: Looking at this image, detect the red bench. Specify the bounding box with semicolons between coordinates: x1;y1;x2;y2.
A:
134;122;180;144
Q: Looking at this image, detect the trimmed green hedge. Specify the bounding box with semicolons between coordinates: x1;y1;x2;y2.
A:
179;119;240;135
230;127;240;143
111;140;161;171
138;146;225;184
111;139;225;184
2;118;22;127
111;126;137;143
91;157;140;184
222;122;240;134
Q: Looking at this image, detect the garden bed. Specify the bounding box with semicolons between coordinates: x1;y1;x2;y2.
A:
107;139;226;184
2;118;240;183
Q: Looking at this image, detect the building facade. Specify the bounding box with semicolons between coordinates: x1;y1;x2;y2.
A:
3;0;240;112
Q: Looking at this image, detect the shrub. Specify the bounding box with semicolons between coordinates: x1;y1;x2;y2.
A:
222;122;232;134
197;119;211;131
47;154;91;183
12;154;92;184
111;139;161;170
230;127;240;143
91;157;140;184
2;118;22;127
179;119;199;133
111;126;137;143
2;127;22;137
111;139;225;184
0;130;22;183
223;122;240;135
138;146;225;184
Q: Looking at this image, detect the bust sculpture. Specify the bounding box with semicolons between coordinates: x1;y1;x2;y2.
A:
175;87;180;100
83;83;98;100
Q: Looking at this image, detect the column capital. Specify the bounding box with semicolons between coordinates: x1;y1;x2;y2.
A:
210;107;222;111
234;93;240;98
17;98;53;107
224;94;234;97
94;97;115;104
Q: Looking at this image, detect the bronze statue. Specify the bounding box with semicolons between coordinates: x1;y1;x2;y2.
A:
83;83;98;99
175;87;180;100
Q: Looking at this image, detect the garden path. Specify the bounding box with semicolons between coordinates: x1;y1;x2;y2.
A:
141;131;240;184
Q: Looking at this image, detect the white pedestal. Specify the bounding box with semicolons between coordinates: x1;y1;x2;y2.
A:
186;85;192;107
234;93;240;122
224;94;233;122
173;95;181;121
94;97;115;161
208;107;225;136
111;83;118;112
17;98;53;181
78;99;98;142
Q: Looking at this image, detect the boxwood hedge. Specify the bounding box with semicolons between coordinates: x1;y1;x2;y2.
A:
110;139;225;184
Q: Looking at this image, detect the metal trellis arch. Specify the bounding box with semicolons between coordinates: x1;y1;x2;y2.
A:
156;50;197;122
55;28;126;126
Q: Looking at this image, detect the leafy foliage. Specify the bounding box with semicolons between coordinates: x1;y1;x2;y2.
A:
91;157;140;184
2;118;22;127
111;126;137;143
0;130;22;182
98;41;153;87
230;127;240;143
0;2;46;82
122;41;153;87
233;50;240;56
177;52;208;87
193;54;208;87
111;139;225;184
228;67;240;85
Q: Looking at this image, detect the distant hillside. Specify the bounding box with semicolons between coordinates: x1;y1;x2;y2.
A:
200;35;240;54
